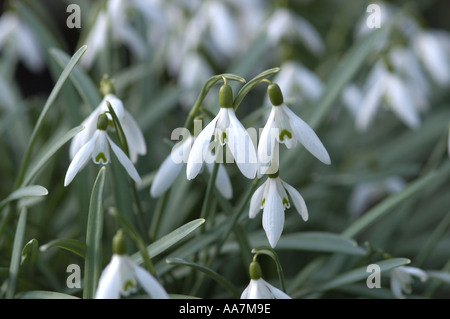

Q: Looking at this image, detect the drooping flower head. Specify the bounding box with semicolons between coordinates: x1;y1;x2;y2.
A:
241;260;291;299
258;83;330;176
64;113;141;186
249;167;308;248
70;81;146;164
95;229;169;299
390;266;428;299
187;82;257;180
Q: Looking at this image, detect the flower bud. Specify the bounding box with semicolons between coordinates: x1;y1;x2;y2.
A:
219;84;233;108
112;229;127;255
97;113;109;131
268;83;284;106
249;261;262;280
100;75;116;96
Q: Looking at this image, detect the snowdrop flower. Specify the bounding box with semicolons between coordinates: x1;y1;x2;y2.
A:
390;266;427;299
95;230;169;299
70;92;146;164
0;11;44;73
241;261;291;299
348;176;406;217
258;83;330;175
186;83;257;180
64;113;141;186
150;134;232;199
249;169;308;248
414;30;450;87
355;59;421;131
81;0;149;68
263;7;324;56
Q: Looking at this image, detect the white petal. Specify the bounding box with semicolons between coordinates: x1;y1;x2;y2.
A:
262;180;285;248
265;280;292;299
81;11;108;68
385;75;420;129
241;279;272;299
132;264;169;299
70;108;101;159
283;105;331;165
226;109;257;179
402;266;428;282
121;109;147;163
257;109;278;177
356;72;385;131
186;115;219;180
249;181;267;219
206;163;233;199
390;272;406;299
64;138;96;186
92;131;111;164
95;256;122;299
282;181;308;221
108;136;142;184
150;153;184;198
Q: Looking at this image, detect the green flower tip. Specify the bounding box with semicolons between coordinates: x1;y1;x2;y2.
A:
249;261;262;280
219;84;233;108
100;74;116;96
97;113;109;131
112;229;127;255
268;83;284;106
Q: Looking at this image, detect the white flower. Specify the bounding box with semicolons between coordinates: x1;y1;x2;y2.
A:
414;30;450;87
64;114;142;186
0;11;44;73
186;85;257;180
249;175;308;248
241;261;291;299
150;135;232;199
356;60;421;131
81;0;149;68
259;83;330;175
241;278;291;299
263;7;324;55
70;93;146;164
390;266;428;299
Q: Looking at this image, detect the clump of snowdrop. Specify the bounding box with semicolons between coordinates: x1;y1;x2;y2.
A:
241;260;291;299
95;229;169;299
390;266;428;299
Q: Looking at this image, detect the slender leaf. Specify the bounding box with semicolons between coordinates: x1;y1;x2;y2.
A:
314;258;411;293
22;125;85;186
0;185;48;210
132;218;205;265
14;45;87;188
17;291;79;299
166;257;240;297
7;207;28;299
50;48;101;111
83;167;106;299
21;239;39;265
40;238;86;259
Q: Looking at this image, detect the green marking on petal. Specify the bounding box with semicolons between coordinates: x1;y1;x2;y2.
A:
95;152;107;164
122;280;136;294
261;198;265;208
279;129;292;142
282;197;290;209
221;132;227;145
